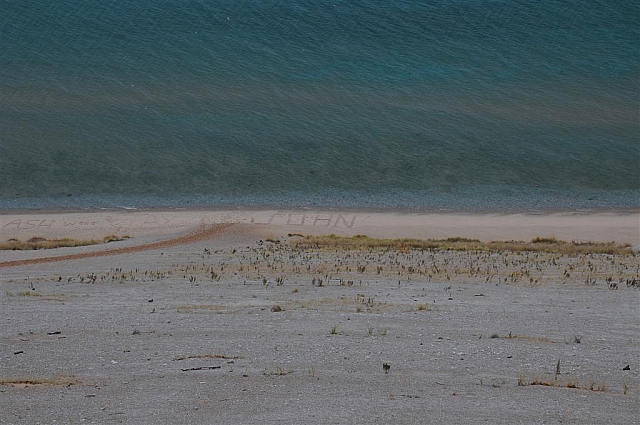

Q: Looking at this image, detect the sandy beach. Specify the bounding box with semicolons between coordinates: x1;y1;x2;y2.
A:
2;208;639;243
1;209;638;424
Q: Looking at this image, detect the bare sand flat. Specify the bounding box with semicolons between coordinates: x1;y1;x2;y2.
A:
1;209;639;424
2;208;639;243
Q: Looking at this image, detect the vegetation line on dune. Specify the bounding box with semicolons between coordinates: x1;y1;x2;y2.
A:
291;235;634;255
0;235;129;251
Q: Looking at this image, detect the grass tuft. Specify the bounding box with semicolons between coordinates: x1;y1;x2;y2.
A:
531;237;560;244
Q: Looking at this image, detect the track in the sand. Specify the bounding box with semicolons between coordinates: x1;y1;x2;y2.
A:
0;223;234;268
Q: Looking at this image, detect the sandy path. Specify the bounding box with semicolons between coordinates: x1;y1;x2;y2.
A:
0;223;234;268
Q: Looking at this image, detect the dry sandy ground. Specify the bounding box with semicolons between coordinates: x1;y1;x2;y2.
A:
0;210;639;424
2;208;639;244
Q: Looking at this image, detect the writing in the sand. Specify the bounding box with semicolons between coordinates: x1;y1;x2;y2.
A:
2;218;102;230
254;213;356;228
132;213;357;228
2;219;57;229
1;213;358;232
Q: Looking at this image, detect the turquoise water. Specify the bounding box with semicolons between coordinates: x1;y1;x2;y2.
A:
1;1;638;210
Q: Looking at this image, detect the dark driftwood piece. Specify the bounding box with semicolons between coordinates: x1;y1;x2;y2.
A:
181;366;222;372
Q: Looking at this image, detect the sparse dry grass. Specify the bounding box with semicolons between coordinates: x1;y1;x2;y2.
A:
292;234;633;255
0;235;129;250
175;304;230;313
6;290;67;301
17;291;42;297
6;291;67;301
292;295;389;313
518;374;608;392
491;333;555;343
0;375;80;387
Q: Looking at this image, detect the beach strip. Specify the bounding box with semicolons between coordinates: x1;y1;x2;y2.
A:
1;209;638;246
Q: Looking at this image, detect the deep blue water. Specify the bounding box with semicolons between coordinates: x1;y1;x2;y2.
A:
1;0;638;210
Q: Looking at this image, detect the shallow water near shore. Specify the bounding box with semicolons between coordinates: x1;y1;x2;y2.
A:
1;1;638;211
